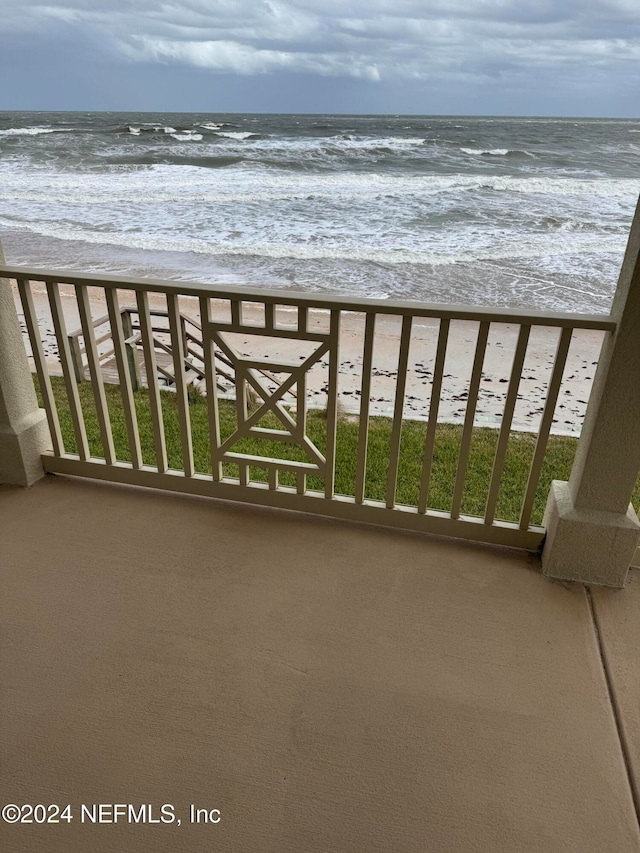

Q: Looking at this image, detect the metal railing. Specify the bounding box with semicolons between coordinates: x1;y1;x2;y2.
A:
7;265;617;550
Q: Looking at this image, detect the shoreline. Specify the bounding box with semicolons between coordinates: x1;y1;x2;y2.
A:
0;225;618;317
12;280;603;437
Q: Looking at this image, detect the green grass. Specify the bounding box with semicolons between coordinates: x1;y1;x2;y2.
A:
35;375;640;528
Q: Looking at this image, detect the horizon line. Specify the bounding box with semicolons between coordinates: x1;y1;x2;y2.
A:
0;109;639;121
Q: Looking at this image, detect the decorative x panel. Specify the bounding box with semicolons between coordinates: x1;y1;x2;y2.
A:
205;317;336;476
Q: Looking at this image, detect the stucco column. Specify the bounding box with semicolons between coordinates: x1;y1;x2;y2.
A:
0;250;50;486
542;197;640;587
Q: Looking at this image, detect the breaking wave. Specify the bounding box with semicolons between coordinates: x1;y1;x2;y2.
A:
0;126;66;137
460;147;535;157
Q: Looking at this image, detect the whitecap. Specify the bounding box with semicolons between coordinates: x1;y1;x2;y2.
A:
215;131;255;140
343;136;424;147
381;137;425;145
461;147;509;155
170;132;203;142
0;126;61;137
460;147;535;157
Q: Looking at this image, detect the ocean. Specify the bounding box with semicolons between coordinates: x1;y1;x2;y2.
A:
0;111;638;313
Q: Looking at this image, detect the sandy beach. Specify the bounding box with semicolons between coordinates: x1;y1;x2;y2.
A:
13;279;604;436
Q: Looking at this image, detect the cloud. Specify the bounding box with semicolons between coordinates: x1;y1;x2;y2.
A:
1;0;639;84
0;1;638;113
119;35;381;80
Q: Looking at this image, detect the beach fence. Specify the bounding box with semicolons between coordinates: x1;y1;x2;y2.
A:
5;265;622;553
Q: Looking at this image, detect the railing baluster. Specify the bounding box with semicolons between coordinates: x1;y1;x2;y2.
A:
264;302;275;332
297;470;306;495
76;284;116;465
136;290;167;473
231;299;242;328
484;324;531;524
199;297;222;481
236;366;248;430
386;315;413;509
269;467;278;491
239;462;249;486
450;321;490;520
105;288;142;469
167;293;194;477
418;318;450;514
46;281;90;461
298;305;308;334
324;310;341;499
297;361;307;438
17;278;64;456
519;326;573;530
355;312;376;504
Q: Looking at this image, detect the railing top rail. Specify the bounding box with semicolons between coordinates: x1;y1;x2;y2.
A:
1;264;616;332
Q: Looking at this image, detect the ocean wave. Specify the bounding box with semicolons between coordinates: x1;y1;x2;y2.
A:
106;154;245;169
200;122;241;132
2;110;636;318
9;214;627;271
465;175;637;196
2;162;637;205
323;135;425;148
0;126;64;137
128;125;179;135
460;147;534;157
214;131;259;140
336;136;425;146
170;132;203;142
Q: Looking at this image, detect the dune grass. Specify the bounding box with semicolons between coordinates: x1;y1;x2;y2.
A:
35;375;640;528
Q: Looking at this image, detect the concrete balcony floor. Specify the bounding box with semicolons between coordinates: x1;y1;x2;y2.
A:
1;475;640;852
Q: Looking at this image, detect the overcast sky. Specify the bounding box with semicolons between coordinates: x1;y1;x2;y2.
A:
1;0;639;116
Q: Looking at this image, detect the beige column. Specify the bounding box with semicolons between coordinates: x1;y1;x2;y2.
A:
542;196;640;587
0;247;50;486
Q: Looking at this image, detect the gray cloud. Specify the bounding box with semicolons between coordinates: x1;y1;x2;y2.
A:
0;1;638;113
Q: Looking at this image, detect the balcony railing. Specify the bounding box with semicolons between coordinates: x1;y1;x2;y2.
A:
4;265;618;552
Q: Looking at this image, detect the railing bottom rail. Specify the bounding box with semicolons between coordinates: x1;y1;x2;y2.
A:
41;453;545;551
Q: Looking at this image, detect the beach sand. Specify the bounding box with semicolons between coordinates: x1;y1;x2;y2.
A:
13;280;604;436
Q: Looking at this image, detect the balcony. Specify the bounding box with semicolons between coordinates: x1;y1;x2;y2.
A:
1;201;640;850
2;474;640;850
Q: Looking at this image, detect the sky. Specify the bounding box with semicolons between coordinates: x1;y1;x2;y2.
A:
0;1;639;116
